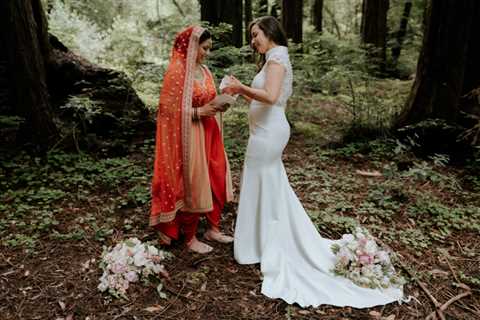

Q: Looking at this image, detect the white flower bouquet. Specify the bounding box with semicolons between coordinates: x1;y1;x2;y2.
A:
331;227;405;289
98;237;169;299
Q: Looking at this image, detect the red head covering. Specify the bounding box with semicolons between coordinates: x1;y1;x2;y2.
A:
150;26;205;225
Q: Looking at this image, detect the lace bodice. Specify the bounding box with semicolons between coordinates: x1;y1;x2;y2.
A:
251;46;293;108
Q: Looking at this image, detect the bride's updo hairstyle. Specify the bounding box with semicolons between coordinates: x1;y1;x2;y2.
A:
249;16;288;69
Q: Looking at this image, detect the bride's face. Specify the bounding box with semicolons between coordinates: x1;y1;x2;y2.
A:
251;24;274;54
196;38;212;64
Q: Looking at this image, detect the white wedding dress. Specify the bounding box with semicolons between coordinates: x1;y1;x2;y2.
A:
233;46;403;308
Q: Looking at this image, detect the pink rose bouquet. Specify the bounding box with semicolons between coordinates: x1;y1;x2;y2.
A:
331;227;405;289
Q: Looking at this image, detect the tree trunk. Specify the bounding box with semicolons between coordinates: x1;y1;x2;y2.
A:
281;0;303;44
199;0;243;47
224;0;243;47
391;0;412;66
47;34;146;124
0;0;59;149
355;2;361;34
312;0;324;33
200;0;221;24
245;0;253;44
360;0;365;36
361;0;389;72
462;3;480;98
396;0;480;127
324;5;342;39
171;0;185;17
1;1;148;152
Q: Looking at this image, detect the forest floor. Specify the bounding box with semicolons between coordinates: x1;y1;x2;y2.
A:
1;99;479;320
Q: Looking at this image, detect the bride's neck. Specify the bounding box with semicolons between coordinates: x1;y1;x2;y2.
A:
265;43;278;53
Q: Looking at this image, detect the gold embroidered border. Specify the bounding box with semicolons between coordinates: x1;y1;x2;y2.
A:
181;26;205;208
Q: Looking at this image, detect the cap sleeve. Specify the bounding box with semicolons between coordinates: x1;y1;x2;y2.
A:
266;51;289;71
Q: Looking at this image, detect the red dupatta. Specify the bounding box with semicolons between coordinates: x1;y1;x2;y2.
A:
150;26;204;224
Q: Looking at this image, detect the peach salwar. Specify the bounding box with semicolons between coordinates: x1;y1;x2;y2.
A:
150;26;233;242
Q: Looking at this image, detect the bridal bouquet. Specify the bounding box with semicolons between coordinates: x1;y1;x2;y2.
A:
98;237;169;299
331;227;405;289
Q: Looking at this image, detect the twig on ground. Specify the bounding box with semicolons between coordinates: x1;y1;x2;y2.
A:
191;254;229;268
151;280;187;319
374;243;444;320
456;300;480;318
113;304;133;320
441;254;461;284
0;253;15;267
439;291;472;313
425;291;472;320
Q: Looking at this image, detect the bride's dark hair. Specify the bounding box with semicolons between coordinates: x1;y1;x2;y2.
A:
199;29;211;44
248;16;288;69
249;16;288;47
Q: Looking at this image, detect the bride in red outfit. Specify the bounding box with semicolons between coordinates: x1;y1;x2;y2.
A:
150;26;234;253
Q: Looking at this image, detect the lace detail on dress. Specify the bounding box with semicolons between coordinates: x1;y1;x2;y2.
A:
264;46;293;107
266;52;288;71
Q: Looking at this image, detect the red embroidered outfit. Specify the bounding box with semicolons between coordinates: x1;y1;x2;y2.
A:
150;26;233;242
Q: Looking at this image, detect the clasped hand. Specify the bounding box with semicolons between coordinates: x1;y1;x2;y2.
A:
197;102;228;117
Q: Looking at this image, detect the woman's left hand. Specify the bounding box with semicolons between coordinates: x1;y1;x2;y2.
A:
221;76;243;95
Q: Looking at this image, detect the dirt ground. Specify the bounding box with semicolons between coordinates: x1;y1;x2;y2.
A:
1;104;479;319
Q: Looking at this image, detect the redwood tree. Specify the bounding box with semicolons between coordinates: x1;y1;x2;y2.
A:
245;0;253;44
282;0;303;44
391;0;413;66
0;0;147;151
396;0;480;127
312;0;324;33
0;0;59;148
361;0;390;71
199;0;243;47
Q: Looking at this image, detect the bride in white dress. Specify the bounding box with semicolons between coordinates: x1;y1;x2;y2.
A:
222;16;403;308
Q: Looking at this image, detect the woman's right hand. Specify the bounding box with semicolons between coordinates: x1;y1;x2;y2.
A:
197;103;218;117
221;76;244;95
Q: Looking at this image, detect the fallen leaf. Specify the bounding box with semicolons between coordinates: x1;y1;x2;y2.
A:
430;269;449;277
1;270;15;276
298;310;310;315
144;305;163;313
356;169;382;177
58;301;66;311
382;315;395;320
200;282;207;291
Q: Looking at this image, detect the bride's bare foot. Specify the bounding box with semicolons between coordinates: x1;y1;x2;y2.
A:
187;237;213;254
204;229;234;243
